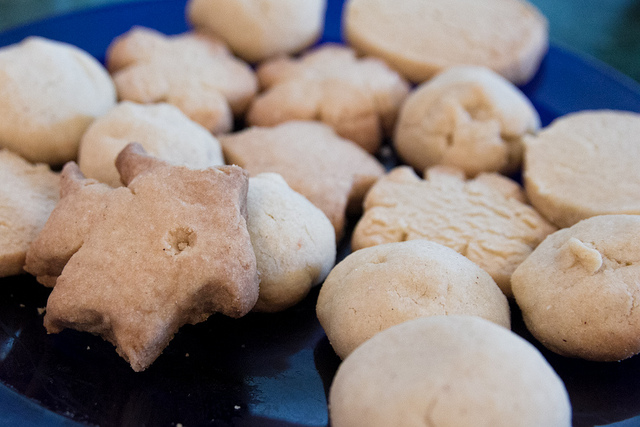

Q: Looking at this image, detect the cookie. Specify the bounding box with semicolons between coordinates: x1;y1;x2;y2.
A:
78;101;224;187
0;150;59;277
220;121;385;240
248;173;336;312
186;0;327;63
329;315;571;427
247;44;410;153
523;110;640;228
0;36;116;164
106;27;257;134
512;214;640;361
352;166;556;296
316;240;510;359
25;143;259;371
344;0;548;84
394;66;540;177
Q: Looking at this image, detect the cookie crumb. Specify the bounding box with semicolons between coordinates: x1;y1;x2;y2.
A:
37;307;46;315
19;303;25;308
185;353;189;358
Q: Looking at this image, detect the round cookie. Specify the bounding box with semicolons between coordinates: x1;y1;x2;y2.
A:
0;149;60;277
523;110;640;228
329;315;571;427
187;0;327;63
78;101;224;187
247;173;336;313
316;240;510;359
0;37;116;164
394;66;540;177
512;214;640;362
344;0;548;84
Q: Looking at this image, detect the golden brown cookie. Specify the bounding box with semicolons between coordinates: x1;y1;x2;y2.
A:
247;173;336;312
0;37;116;164
316;240;510;359
344;0;548;84
187;0;327;63
394;66;540;177
247;44;410;153
106;27;257;134
329;316;571;427
0;150;59;277
512;214;640;362
352;166;556;296
220;121;385;240
78;101;224;187
25;143;259;371
523;110;640;228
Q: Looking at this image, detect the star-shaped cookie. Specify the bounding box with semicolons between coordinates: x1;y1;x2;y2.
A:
25;143;259;371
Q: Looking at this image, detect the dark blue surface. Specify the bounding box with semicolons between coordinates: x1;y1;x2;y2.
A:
1;1;640;426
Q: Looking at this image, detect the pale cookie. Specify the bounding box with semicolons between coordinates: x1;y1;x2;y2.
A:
329;315;571;427
316;240;510;359
106;27;257;134
523;110;640;228
247;44;410;153
352;166;556;296
344;0;548;84
248;173;336;312
187;0;327;63
25;143;259;371
78;101;224;187
220;121;385;240
0;150;59;277
0;37;116;164
512;214;640;361
394;66;540;177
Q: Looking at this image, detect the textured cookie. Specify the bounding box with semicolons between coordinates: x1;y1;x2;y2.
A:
247;44;410;153
220;121;385;240
523;110;640;228
0;36;116;164
186;0;327;63
344;0;548;84
352;166;556;296
24;143;259;371
394;66;540;177
248;173;335;312
78;101;224;187
316;240;510;359
0;150;59;277
329;315;571;427
107;27;257;134
512;215;640;361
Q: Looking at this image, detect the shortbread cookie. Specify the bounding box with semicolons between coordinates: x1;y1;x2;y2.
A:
512;215;640;361
329;316;571;427
352;166;556;296
523;110;640;228
344;0;548;84
316;240;510;359
187;0;327;63
248;173;335;312
0;150;59;277
107;27;257;134
394;66;540;176
247;44;410;153
220;121;385;240
25;143;259;371
78;101;224;187
0;37;116;164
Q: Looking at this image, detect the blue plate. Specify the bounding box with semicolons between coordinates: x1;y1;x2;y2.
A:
1;1;640;426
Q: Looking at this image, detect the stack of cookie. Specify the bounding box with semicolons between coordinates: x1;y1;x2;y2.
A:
1;0;640;425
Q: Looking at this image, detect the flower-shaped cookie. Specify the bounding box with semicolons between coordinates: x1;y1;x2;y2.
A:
247;44;410;153
107;26;258;134
25;143;259;371
352;166;556;296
